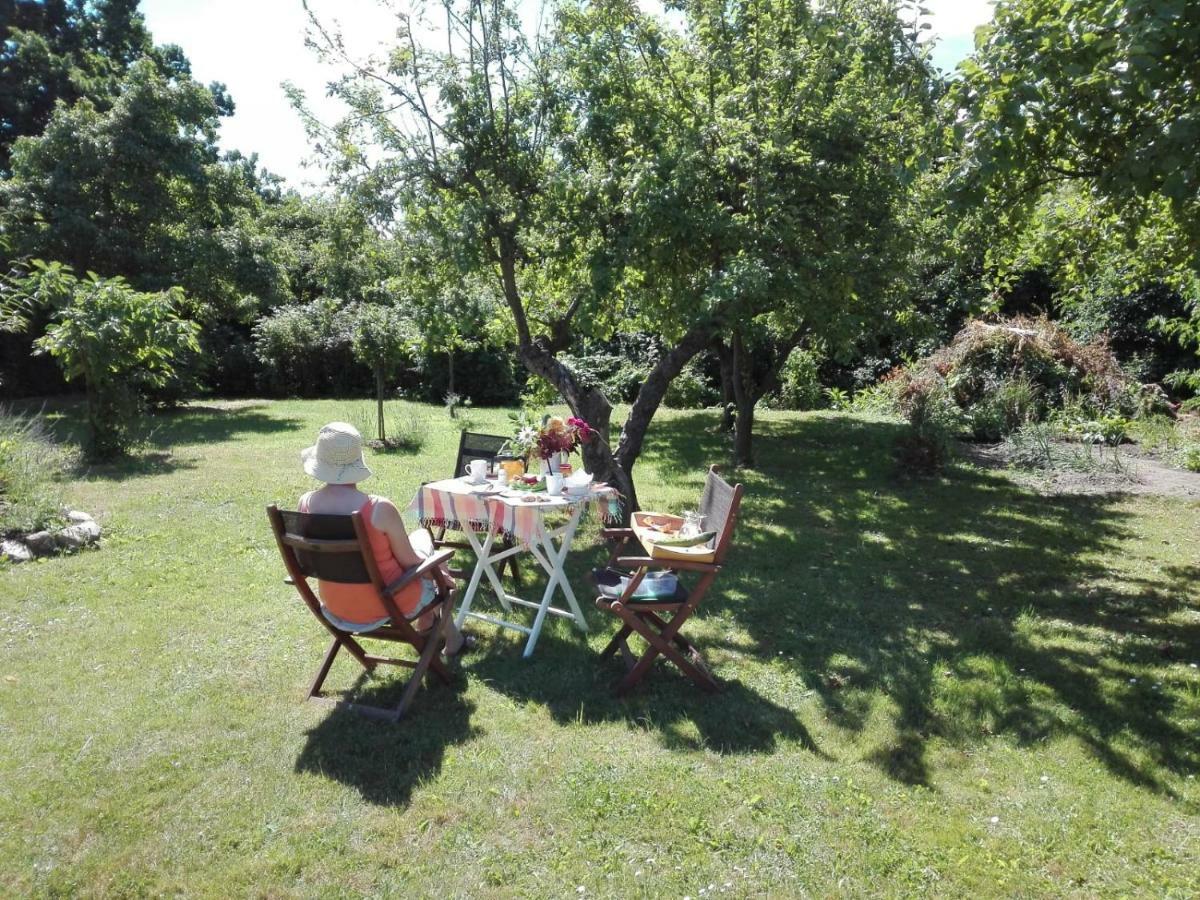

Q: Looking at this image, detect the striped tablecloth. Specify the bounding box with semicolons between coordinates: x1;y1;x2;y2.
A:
408;477;622;545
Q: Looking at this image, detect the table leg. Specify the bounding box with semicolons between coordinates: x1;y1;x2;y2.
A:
455;525;499;629
479;529;514;613
521;505;588;658
550;507;587;631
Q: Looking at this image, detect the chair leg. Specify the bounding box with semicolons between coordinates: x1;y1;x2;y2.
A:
612;605;718;695
643;611;699;655
308;638;342;699
393;615;449;721
424;607;454;685
600;624;633;660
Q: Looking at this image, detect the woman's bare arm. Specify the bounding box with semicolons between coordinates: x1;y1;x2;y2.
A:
370;498;424;569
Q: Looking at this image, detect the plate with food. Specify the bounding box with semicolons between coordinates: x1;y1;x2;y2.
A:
631;511;718;563
505;474;547;494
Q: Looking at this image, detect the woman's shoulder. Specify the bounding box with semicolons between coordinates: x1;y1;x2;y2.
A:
367;495;401;524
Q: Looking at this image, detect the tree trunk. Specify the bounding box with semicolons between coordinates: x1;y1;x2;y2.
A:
498;246;713;521
374;364;386;443
731;329;755;467
447;348;455;397
715;339;736;432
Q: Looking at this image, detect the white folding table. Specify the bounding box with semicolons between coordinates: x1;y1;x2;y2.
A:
409;479;617;657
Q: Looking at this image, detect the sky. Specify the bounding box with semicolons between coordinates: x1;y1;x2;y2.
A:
140;0;995;192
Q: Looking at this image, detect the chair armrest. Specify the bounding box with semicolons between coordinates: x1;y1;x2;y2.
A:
614;555;720;573
383;549;456;597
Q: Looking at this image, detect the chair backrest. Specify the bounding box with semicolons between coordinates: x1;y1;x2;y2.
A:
453;431;511;477
266;506;393;615
697;466;744;565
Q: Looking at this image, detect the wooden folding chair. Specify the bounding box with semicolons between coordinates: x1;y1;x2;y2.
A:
593;466;744;695
431;430;523;586
267;504;458;722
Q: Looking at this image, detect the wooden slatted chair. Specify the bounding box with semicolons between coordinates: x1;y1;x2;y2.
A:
267;504;457;722
593;466;744;695
431;430;522;585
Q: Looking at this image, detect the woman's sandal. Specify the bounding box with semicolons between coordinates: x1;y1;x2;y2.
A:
443;632;478;659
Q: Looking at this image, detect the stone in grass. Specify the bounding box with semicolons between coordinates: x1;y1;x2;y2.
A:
1;539;33;563
24;530;57;556
56;519;101;550
66;510;95;524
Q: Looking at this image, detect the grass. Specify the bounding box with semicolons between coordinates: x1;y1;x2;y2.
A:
2;398;1199;896
0;405;77;535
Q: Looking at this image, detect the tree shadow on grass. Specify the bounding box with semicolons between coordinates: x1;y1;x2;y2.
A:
463;630;824;757
26;399;305;482
639;411;1200;797
294;674;479;807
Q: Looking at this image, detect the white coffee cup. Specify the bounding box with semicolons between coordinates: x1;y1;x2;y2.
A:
546;473;564;495
465;459;488;482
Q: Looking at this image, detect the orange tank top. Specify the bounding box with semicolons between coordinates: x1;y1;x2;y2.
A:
298;493;425;623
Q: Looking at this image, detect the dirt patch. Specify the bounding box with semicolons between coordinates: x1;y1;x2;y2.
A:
964;442;1200;499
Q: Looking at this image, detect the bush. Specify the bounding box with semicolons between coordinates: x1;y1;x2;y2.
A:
664;359;719;409
848;380;903;416
775;348;824;410
966;376;1041;442
414;344;523;406
30;272;200;459
1070;415;1132;446
200;322;260;397
252;299;364;397
894;372;962;473
888;316;1135;443
1180;445;1200;472
0;406;76;535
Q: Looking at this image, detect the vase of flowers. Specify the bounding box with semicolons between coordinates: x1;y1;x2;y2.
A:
510;413;596;474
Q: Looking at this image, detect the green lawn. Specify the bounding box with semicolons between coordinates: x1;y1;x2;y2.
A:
2;399;1199;897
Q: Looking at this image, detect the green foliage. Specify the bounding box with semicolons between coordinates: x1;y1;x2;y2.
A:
891;316;1136;443
1066;414;1132;448
520;374;560;411
349;303;414;379
1002;421;1058;470
965;376;1040;443
951;1;1200;394
1180;445;1200;473
17;267;200;458
663;359;718;409
1;57;289;321
824;387;850;412
775;348;824;411
0;405;76;535
0;0;155;172
847;381;902;417
893;372;962;473
252;299;359;397
954;0;1200;245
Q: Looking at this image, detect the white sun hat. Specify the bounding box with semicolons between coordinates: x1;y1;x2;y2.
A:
301;422;373;485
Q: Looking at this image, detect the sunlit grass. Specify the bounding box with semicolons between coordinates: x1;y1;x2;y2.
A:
1;399;1198;895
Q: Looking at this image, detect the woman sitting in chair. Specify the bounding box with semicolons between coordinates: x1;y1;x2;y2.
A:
299;422;473;656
